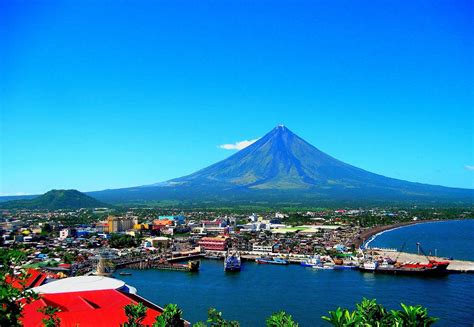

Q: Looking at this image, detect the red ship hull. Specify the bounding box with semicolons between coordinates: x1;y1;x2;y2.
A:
360;260;450;276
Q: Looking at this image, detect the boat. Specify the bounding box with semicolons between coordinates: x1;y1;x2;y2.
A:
300;255;321;267
255;257;288;265
312;263;334;270
359;259;449;276
154;259;200;272
359;242;450;276
119;272;132;276
333;264;358;270
224;252;241;271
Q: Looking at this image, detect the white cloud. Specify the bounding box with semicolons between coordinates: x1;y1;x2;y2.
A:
219;138;259;150
465;165;474;171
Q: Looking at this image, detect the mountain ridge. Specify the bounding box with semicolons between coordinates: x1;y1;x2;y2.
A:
0;189;108;210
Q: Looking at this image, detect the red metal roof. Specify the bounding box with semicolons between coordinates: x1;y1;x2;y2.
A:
21;289;162;326
6;268;48;290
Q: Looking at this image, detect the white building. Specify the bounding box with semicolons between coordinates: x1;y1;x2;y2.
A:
59;229;70;240
252;244;274;253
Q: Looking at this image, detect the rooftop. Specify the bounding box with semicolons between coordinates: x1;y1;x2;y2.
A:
32;276;128;294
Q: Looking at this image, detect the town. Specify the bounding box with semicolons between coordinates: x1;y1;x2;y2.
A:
1;206;473;326
1;206;470;275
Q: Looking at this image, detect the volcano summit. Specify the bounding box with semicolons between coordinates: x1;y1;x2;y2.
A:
88;126;473;206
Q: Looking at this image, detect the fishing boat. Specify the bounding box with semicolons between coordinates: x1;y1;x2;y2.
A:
255;257;288;265
300;255;321;267
119;272;132;276
333;264;358;270
312;263;334;270
224;252;241;271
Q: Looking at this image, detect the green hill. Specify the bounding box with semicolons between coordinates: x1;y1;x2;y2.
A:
0;189;108;210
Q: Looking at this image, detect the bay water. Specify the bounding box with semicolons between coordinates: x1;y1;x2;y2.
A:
117;220;474;326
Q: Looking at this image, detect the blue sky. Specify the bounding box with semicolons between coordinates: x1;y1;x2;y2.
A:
1;0;473;195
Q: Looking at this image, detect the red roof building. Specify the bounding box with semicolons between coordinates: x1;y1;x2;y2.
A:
199;235;229;251
6;268;48;290
20;289;163;326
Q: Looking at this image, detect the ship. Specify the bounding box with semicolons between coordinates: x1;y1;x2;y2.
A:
359;259;449;276
255;257;288;265
359;242;450;276
224;252;241;271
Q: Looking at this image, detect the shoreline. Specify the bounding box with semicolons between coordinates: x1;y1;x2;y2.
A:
352;219;441;248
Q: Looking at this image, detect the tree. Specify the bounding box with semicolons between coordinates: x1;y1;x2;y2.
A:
193;307;240;327
123;302;148;327
110;234;137;249
0;249;39;327
153;303;184;327
38;305;61;327
390;303;439;326
322;298;438;326
266;311;299;327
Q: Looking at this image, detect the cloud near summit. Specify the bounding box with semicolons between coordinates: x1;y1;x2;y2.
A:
219;139;259;150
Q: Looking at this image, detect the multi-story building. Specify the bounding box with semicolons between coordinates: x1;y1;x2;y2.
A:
199;235;229;251
107;216;137;233
252;244;274;253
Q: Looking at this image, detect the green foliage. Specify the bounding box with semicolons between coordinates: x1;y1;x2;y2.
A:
0;249;39;327
390;303;439;326
193;307;240;327
266;311;299;327
123;302;148;327
109;234;137;249
153;303;184;327
322;298;439;326
38;305;61;327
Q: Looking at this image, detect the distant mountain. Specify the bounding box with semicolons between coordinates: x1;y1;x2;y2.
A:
86;125;473;207
0;189;108;210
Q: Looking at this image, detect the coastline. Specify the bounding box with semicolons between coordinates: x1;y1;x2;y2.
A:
352;219;440;249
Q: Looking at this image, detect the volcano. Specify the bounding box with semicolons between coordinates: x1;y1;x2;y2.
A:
86;125;472;206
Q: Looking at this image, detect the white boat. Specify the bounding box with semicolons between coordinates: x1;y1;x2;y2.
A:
301;255;321;267
312;262;335;270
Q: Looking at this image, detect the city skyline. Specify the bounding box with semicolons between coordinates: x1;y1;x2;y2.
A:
1;0;473;195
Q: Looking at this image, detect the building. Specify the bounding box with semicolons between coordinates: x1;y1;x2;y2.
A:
252;244;274;253
95;221;109;233
59;229;70;240
158;214;185;225
19;276;186;326
144;236;170;249
107;216;137;233
153;219;174;228
199;235;229;251
202;219;228;233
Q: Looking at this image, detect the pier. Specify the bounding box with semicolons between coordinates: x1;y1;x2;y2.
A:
112;252;203;272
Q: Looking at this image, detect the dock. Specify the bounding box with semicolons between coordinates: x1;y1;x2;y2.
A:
114;255;202;272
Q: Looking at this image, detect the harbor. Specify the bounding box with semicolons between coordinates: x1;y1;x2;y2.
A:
116;257;474;327
203;250;474;274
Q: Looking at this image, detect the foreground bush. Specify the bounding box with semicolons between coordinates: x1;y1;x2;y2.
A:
322;298;438;326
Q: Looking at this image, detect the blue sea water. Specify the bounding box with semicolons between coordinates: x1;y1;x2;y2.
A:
366;219;474;261
118;220;474;326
